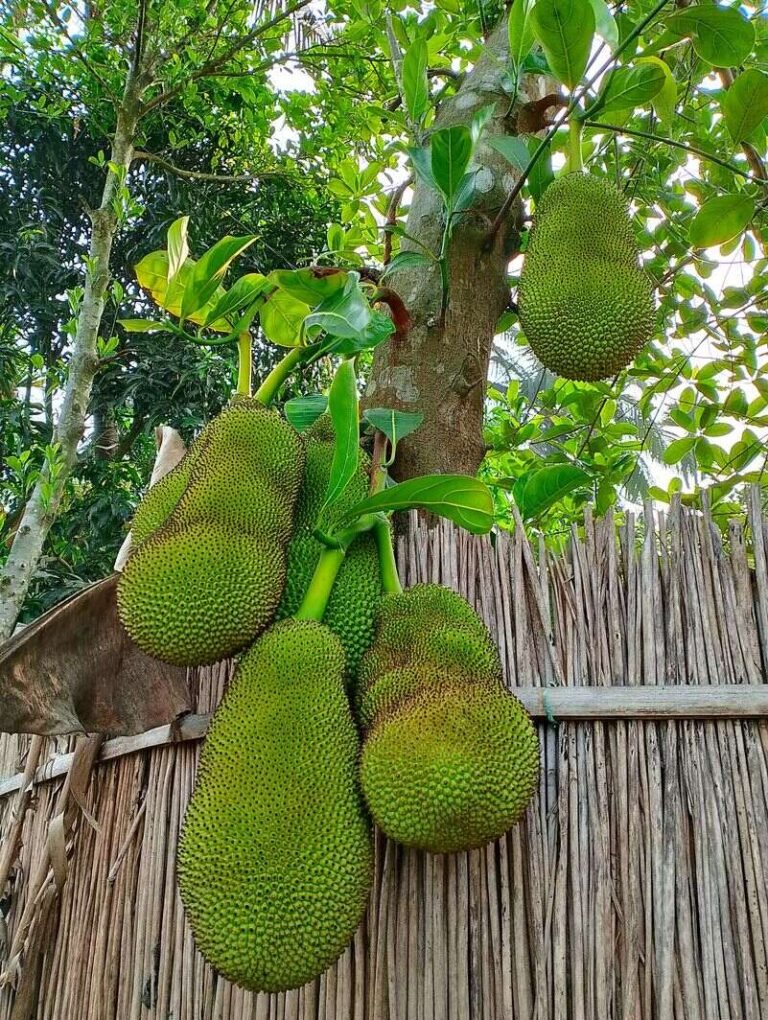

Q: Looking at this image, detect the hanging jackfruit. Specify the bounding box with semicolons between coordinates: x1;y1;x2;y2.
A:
177;619;373;992
518;173;655;381
357;583;540;853
118;396;304;666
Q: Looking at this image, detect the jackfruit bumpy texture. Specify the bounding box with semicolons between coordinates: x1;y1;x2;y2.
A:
276;415;383;682
518;173;656;382
117;396;304;666
177;620;373;993
358;583;540;853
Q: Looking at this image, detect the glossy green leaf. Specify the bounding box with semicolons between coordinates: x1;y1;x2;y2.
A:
487;135;530;173
304;275;371;339
382;250;433;275
636;56;676;123
599;62;667;114
666;6;755;67
430;125;473;205
723;69;768;143
588;0;618;52
342;474;495;535
284;394;328;432
408;145;437;190
269;267;349;305
663;437;696;465
116;319;171;333
166;216;189;285
180;234;257;321
323;360;359;510
402;38;429;124
508;0;535;74
134;251;229;331
259;289;310;347
363;408;424;444
527;139;554;202
513;464;590;519
203;273;270;328
689;195;755;248
530;0;595;89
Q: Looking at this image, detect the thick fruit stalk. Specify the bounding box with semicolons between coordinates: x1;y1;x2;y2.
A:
117;396;305;665
357;583;540;854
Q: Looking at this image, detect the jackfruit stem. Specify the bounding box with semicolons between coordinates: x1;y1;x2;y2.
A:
567;119;583;174
254;347;305;406
236;334;252;396
375;518;402;595
294;546;346;622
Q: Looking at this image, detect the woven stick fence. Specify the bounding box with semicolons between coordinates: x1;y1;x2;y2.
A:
1;495;768;1019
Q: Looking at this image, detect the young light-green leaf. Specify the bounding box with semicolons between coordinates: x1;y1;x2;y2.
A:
599;62;667;114
134;251;230;331
689;194;755;249
508;0;535;74
259;288;310;346
430;125;474;206
116;318;172;333
202;273;270;328
341;474;495;535
166;216;189;285
363;408;424;445
304;275;371;339
402;38;430;125
530;0;595;90
323;360;360;511
269;267;349;305
666;6;755;68
284;394;328;432
513;464;590;519
588;0;618;53
723;69;768;144
179;234;257;321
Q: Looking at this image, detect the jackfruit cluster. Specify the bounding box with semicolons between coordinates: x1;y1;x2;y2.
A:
276;415;383;681
118;396;304;666
357;584;540;853
518;172;655;381
177;619;373;993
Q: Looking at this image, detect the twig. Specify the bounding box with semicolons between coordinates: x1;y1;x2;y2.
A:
132;151;279;184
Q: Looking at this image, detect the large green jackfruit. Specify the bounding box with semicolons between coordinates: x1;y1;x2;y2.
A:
276;416;382;681
177;620;373;992
357;583;539;853
518;173;655;381
129;456;194;547
118;396;304;665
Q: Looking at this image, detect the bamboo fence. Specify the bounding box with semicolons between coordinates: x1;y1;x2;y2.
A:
2;495;768;1019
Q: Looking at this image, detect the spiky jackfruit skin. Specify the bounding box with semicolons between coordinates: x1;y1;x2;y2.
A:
276;416;383;681
177;620;373;993
518;173;655;382
129;457;194;547
360;681;540;853
357;583;540;853
118;397;304;665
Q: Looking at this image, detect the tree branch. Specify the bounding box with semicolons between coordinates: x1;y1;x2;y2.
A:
132;150;283;183
40;0;120;105
139;0;314;117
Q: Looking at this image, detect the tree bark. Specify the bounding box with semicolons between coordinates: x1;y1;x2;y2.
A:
365;15;546;479
0;75;142;640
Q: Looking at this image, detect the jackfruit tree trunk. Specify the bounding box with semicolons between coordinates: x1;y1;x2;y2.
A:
365;15;544;480
0;75;142;641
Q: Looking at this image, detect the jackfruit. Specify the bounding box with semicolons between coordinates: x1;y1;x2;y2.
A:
518;173;655;381
276;416;382;681
118;396;304;665
357;583;540;853
360;680;540;853
129;457;194;547
177;620;373;992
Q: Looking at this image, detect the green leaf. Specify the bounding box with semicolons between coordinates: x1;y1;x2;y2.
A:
284;394;328;432
508;0;536;74
663;436;696;465
402;38;429;125
588;0;618;52
599;62;667;114
382;251;433;275
408;145;437;191
342;475;495;535
430;125;474;206
323;360;359;510
723;69;768;144
134;251;229;331
116;318;171;333
180;235;257;321
363;408;424;444
315;309;395;358
487;135;530;173
666;6;755;67
513;464;590;519
636;56;676;123
527;139;554;202
304;275;371;339
269;267;349;305
203;273;270;328
689;194;755;248
166;216;189;285
530;0;595;89
260;289;310;346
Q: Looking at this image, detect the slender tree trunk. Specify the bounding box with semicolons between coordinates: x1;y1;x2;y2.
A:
0;74;142;640
365;15;545;479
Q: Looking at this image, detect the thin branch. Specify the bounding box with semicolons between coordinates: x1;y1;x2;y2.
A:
383;177;413;265
132;150;283;183
585;121;768;186
140;0;314;117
